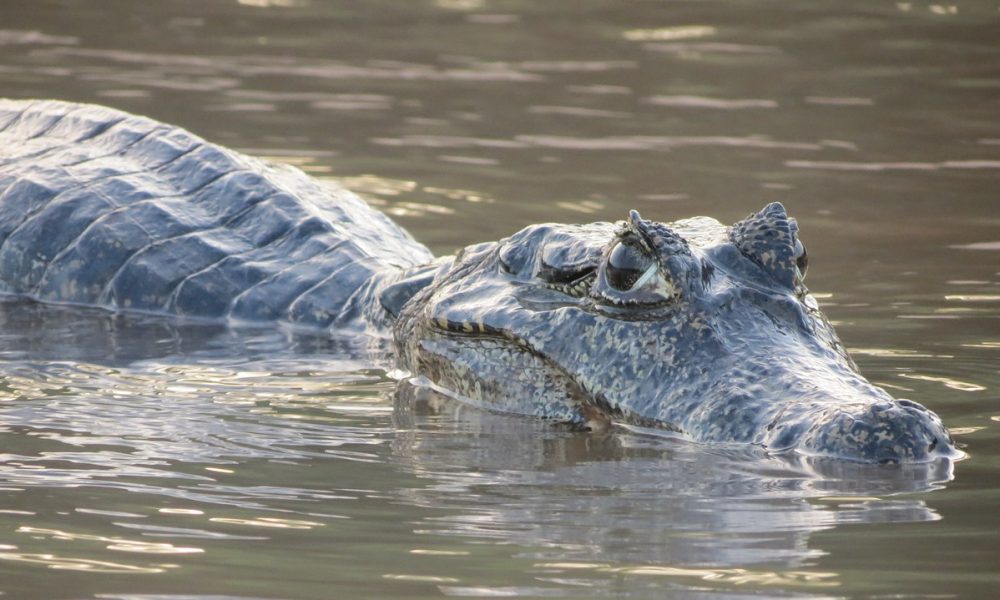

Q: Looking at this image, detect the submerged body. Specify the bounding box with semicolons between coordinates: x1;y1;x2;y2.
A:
0;99;958;464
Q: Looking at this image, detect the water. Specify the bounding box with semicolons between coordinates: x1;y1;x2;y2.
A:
1;0;998;597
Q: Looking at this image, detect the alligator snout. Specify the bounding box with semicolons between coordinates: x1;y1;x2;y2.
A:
799;400;955;463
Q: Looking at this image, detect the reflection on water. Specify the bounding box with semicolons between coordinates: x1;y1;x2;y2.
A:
395;384;952;574
0;300;962;598
1;0;1000;598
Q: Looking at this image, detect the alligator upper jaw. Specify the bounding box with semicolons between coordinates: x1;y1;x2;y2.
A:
567;362;961;464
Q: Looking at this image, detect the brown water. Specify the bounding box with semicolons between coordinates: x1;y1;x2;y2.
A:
1;1;999;598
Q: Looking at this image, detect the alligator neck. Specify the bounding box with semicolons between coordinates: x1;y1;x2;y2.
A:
364;257;454;332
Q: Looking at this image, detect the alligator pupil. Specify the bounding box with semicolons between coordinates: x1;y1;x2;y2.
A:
607;240;651;291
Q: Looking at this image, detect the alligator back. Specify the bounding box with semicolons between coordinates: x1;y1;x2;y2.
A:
0;100;433;331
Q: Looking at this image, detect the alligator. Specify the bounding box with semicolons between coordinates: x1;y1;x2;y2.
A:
0;99;958;464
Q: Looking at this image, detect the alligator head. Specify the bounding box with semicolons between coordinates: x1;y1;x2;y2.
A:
391;202;958;464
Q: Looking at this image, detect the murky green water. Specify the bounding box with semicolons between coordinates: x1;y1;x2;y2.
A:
1;0;998;598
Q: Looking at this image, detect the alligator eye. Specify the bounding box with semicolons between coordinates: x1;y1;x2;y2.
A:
794;239;808;281
607;239;655;291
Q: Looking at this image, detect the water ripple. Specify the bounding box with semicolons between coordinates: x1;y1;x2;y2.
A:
786;159;1000;171
42;48;545;84
2;2;997;596
646;42;782;55
0;29;78;46
373;134;825;152
622;26;717;42
645;95;779;110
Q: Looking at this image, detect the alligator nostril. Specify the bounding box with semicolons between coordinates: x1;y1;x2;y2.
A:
800;398;956;463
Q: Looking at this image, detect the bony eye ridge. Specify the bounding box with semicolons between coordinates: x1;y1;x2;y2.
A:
607;239;656;291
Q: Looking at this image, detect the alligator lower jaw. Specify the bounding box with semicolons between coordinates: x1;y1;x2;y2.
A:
417;319;699;434
506;340;689;435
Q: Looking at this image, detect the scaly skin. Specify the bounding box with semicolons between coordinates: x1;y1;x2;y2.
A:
0;99;433;333
393;208;959;464
0;100;958;463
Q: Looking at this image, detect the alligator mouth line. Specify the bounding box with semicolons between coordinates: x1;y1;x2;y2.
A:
427;317;683;434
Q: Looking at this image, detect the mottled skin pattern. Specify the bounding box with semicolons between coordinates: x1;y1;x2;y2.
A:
394;208;958;464
0;100;958;464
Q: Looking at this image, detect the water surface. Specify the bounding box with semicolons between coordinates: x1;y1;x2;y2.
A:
1;1;998;598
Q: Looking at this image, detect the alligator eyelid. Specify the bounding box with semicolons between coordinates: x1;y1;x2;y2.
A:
631;263;658;290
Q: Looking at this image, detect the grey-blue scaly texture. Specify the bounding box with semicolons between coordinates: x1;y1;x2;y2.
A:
0;100;959;464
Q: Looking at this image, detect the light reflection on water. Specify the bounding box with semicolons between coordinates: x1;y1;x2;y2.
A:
0;301;963;598
1;0;999;598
